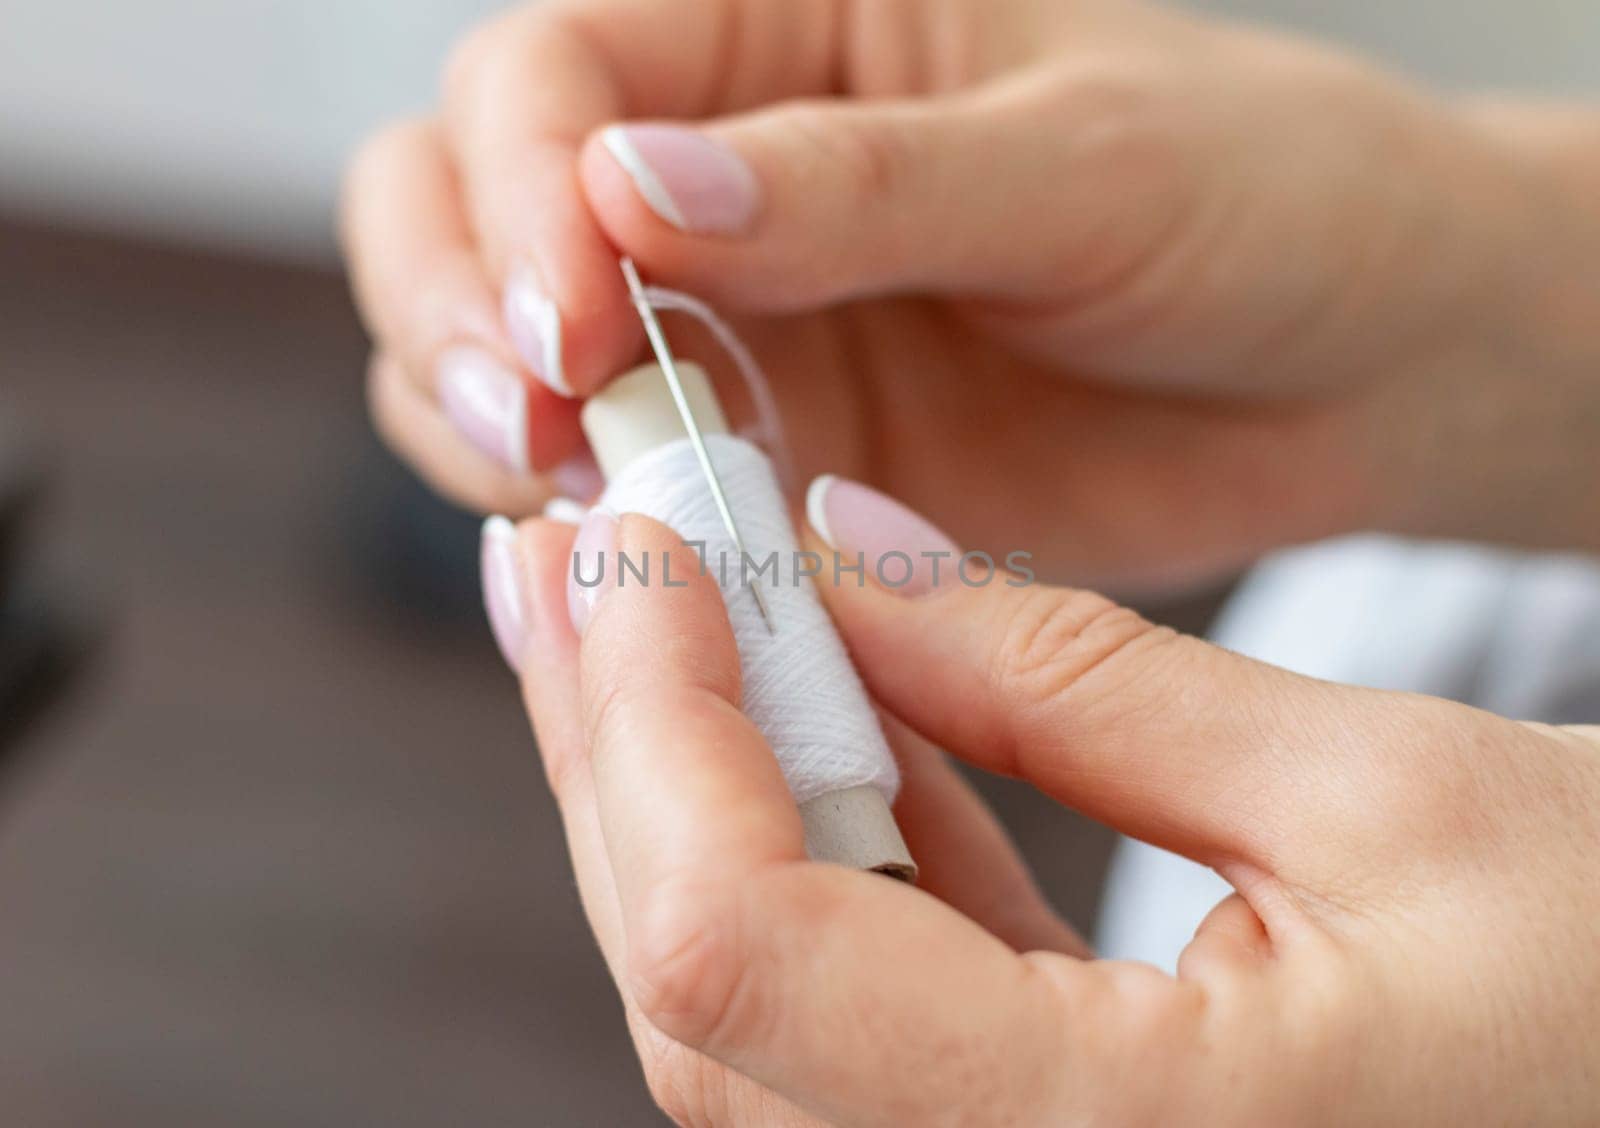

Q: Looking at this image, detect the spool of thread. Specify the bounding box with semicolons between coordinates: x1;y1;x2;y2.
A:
582;363;916;881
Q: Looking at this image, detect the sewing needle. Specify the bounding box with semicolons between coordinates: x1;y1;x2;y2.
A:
619;257;776;635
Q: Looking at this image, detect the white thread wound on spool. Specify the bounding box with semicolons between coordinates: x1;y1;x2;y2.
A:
599;433;899;805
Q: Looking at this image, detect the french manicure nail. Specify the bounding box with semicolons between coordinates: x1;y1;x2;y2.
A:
806;475;961;598
482;516;530;668
601;124;760;235
503;264;570;397
437;347;529;473
567;508;619;634
542;497;589;526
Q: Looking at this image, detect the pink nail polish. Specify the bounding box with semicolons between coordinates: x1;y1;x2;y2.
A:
806;475;961;598
503;264;570;397
437;347;529;472
482;516;530;668
567;508;619;634
600;124;760;235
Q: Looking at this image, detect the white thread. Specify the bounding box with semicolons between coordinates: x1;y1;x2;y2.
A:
599;434;899;805
639;285;795;492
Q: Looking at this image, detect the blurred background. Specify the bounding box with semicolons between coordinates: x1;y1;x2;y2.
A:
0;0;1592;1123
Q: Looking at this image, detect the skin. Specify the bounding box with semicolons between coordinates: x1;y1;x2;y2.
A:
342;0;1600;591
340;0;1600;1120
499;510;1600;1125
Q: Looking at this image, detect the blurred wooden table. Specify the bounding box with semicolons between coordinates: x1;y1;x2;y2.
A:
0;217;1124;1125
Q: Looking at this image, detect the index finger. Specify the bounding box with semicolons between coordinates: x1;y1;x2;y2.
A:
579;515;1200;1126
441;0;843;396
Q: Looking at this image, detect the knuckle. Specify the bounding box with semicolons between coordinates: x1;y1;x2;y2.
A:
1374;707;1530;846
1285;701;1541;893
637;1028;768;1128
345;117;432;196
536;726;589;810
628;884;748;1052
748;100;921;290
988;585;1165;712
1029;57;1201;292
638;1040;720;1128
336;116;438;270
773;102;909;206
440;18;503;107
588;679;742;779
441;6;551;110
641;1066;694;1128
588;681;674;772
1047;55;1170;124
582;675;632;759
442;7;580;127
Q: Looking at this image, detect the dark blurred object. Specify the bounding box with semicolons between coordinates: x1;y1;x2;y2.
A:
337;429;485;630
0;417;42;600
0;421;93;759
0;586;93;757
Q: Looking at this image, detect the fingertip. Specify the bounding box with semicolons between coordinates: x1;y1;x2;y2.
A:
584;513;742;705
615;512;735;630
598;123;762;236
578;131;744;301
507;248;644;401
512;513;581;571
597;124;691;230
367;351;550;517
580;132;681;251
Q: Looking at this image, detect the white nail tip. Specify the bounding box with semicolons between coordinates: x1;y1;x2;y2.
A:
483;514;519;547
601;126;690;231
805;475;838;549
506;269;572;398
543;498;589;526
503;376;531;475
532;293;569;398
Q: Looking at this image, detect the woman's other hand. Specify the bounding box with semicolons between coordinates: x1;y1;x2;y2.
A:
483;495;1600;1125
348;0;1600;589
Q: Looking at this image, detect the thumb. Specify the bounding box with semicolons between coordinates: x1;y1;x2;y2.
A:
578;79;1182;313
802;475;1433;873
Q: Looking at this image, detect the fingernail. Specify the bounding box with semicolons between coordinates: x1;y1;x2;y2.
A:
567;508;619;634
600;124;760;235
806;475;961;598
503;264;570;396
542;497;589;526
551;449;605;501
437;347;529;472
482;516;530;669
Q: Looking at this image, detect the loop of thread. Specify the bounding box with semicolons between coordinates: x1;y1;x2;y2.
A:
599;434;899;805
639;285;795;493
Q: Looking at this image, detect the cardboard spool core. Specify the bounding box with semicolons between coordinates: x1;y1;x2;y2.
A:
581;362;916;882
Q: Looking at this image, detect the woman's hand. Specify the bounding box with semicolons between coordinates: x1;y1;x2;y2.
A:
483;489;1600;1126
345;0;1600;592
